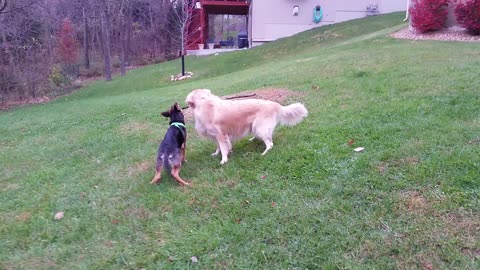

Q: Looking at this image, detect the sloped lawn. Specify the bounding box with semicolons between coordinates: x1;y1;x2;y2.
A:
1;12;479;269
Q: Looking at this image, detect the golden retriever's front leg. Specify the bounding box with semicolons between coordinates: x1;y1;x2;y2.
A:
215;133;230;164
211;142;220;156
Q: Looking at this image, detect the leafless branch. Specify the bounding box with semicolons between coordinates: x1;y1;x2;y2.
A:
0;0;7;13
0;0;41;14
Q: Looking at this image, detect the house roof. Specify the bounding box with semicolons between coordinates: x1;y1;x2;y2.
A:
200;0;249;15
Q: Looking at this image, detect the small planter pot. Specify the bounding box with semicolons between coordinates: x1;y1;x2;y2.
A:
208;43;215;49
198;44;204;50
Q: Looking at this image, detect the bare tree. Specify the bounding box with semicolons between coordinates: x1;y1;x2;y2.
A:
0;0;182;105
0;0;7;13
100;0;112;81
167;0;198;76
82;5;90;69
119;1;129;76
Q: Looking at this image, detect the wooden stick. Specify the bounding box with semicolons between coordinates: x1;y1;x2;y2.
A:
224;93;256;99
181;93;257;110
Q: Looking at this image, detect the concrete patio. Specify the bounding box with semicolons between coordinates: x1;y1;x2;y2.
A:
186;48;247;56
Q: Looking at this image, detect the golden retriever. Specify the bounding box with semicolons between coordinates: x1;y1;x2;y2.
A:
186;89;308;164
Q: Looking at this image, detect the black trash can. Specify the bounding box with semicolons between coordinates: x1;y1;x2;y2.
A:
238;32;248;49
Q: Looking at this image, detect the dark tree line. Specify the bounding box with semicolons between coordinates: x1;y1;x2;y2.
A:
0;0;187;104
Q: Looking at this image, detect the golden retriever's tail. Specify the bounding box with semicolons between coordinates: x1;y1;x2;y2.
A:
279;103;308;126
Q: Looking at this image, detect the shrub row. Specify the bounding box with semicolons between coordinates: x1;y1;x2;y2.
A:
410;0;480;34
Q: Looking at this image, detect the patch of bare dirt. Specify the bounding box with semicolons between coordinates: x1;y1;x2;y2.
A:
0;65;148;111
15;212;32;222
442;211;480;250
126;160;151;176
467;136;480;145
0;96;52;111
391;27;480;42
376;156;420;175
118;121;153;135
1;183;20;192
124;207;151;220
183;88;306;122
400;190;430;213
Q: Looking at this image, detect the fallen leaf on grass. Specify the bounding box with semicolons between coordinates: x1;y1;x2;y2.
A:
191;256;198;263
347;139;355;146
271;202;276;207
54;212;64;220
354;147;365;152
111;219;121;225
422;262;434;270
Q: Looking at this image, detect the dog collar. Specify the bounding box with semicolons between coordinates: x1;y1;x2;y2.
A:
170;122;185;129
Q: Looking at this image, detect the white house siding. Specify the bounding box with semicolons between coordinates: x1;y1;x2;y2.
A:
378;0;406;13
250;0;406;47
251;0;335;46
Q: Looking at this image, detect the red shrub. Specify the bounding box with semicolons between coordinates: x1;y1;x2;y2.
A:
455;0;480;35
409;0;449;33
57;19;79;64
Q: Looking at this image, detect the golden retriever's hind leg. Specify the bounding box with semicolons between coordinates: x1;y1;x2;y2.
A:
216;133;230;164
211;145;220;156
227;137;233;153
261;139;273;155
248;136;256;141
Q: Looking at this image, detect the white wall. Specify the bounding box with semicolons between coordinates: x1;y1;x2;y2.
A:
378;0;406;13
251;0;334;43
251;0;406;46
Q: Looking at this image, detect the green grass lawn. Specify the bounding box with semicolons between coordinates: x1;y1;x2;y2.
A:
1;12;479;269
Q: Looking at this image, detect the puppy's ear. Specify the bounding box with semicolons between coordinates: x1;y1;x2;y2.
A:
187;101;195;109
173;102;181;111
161;111;171;118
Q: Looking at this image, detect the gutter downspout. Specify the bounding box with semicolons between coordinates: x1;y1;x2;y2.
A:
404;0;410;21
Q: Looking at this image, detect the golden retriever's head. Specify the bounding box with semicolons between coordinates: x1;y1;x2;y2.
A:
185;89;212;109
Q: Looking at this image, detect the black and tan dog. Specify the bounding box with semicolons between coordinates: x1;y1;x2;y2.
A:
150;102;189;186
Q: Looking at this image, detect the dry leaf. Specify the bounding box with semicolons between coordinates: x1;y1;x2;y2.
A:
191;256;198;263
54;211;64;220
347;139;355;146
271;201;276;207
111;219;121;225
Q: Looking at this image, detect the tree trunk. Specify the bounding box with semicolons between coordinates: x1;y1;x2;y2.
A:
1;22;17;77
83;7;90;69
120;14;126;76
100;3;112;81
125;14;132;64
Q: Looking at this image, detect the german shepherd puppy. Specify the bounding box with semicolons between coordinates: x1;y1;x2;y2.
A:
150;102;189;186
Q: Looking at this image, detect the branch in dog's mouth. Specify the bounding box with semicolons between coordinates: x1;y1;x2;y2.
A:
180;93;257;110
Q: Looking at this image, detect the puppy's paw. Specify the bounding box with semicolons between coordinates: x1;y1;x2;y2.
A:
248;136;255;141
220;159;228;165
